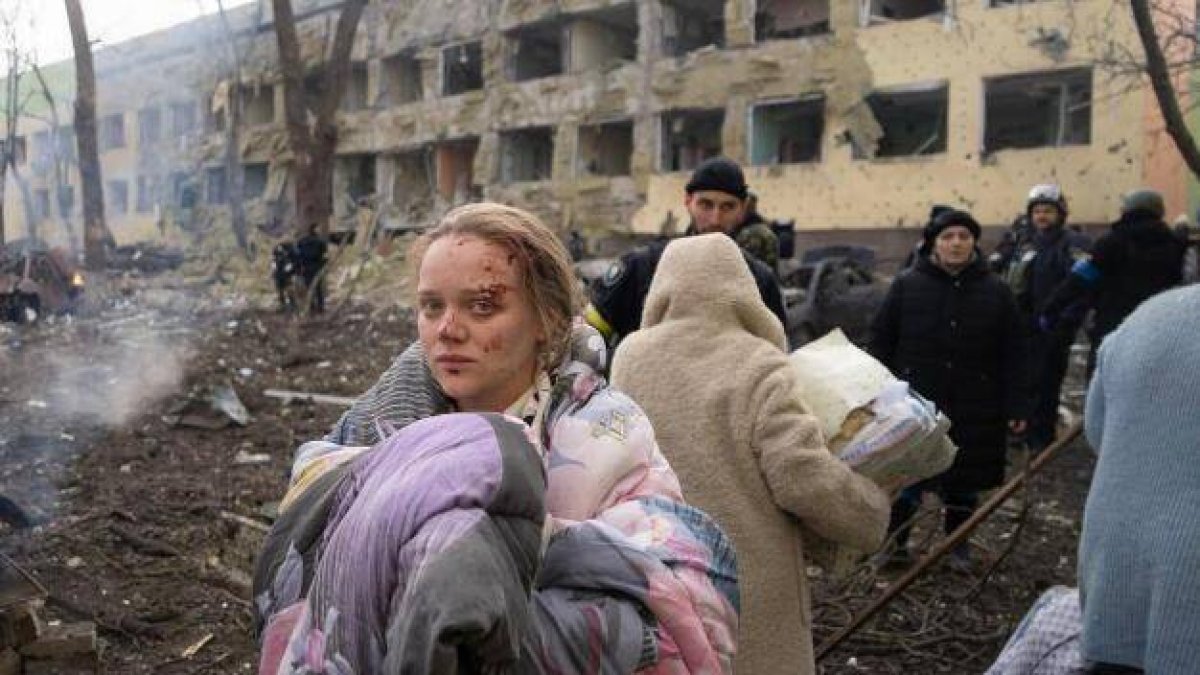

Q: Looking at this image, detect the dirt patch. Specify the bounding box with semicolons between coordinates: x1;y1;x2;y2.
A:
1;286;413;673
0;280;1095;673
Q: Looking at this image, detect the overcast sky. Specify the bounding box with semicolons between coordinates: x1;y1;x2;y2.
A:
14;0;255;66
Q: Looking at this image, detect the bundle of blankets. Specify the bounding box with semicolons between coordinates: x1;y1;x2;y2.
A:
253;327;739;674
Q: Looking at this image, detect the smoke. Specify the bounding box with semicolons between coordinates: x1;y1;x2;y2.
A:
43;325;192;429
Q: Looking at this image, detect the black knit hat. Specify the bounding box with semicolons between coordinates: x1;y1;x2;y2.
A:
924;209;982;246
685;157;749;201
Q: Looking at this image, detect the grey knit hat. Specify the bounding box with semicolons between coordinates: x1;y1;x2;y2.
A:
1121;189;1165;219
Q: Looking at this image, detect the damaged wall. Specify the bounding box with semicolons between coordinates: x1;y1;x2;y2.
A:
4;0;1190;251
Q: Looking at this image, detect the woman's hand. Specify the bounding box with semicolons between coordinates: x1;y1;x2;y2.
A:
1008;419;1028;435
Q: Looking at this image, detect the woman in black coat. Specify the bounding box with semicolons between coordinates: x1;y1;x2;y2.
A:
870;209;1029;570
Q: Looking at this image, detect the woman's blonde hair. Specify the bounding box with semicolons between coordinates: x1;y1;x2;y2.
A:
409;202;582;367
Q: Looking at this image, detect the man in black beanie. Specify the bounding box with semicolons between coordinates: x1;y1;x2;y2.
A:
585;157;786;349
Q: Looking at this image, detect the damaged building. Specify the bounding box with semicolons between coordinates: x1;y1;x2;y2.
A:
2;0;1196;259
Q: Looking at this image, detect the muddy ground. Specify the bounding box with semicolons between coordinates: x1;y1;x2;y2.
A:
0;278;1094;674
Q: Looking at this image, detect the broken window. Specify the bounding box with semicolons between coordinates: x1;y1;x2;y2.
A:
661;109;724;172
662;0;725;56
32;131;49;163
388;149;433;209
171;101;198;137
138;107;161;145
100;113;125;150
381;51;424;105
984;68;1091;153
58;185;74;216
509;21;564;81
244;85;276;126
860;0;944;26
106;180;129;215
500;127;555;183
578;121;633;177
567;6;637;71
338;154;377;207
244;163;269;199
756;0;831;40
206;167;227;205
855;84;948;159
205;92;226;133
136;175;156;212
443;42;483;96
171;173;196;209
1;136;26;165
750;97;824;165
435;139;479;202
342;63;370;111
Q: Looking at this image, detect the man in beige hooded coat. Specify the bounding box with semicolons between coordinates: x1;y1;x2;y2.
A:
611;234;890;674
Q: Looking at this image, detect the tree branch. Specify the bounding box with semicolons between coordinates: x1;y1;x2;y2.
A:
1131;0;1200;180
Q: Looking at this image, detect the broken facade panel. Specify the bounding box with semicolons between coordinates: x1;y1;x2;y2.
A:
578;121;634;177
243;85;276;126
443;42;484;95
662;0;725;56
334;154;378;219
509;21;565;82
206;167;227;205
567;6;638;71
244;162;269;199
380;51;424;105
756;0;831;41
661;109;724;172
750;97;824;165
984;67;1092;153
500;127;555;183
855;84;948;159
860;0;944;26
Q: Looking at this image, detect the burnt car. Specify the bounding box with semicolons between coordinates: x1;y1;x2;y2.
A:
780;245;888;349
0;244;85;323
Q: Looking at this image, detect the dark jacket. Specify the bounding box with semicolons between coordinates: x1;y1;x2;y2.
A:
1010;226;1092;335
870;254;1028;492
589;237;786;345
1043;210;1184;341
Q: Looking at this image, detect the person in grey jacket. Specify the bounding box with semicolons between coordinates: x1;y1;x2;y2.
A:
1078;284;1200;674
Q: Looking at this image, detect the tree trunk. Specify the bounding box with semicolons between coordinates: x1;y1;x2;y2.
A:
271;0;366;239
12;166;37;242
65;0;106;270
1131;0;1200;181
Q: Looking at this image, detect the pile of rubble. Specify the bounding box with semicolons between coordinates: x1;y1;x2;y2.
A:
0;555;98;674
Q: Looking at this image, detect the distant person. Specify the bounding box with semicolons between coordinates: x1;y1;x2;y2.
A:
902;204;954;270
270;240;299;312
586;157;785;347
294;224;328;313
1042;189;1185;375
1078;284;1200;674
870;209;1028;570
1005;184;1091;452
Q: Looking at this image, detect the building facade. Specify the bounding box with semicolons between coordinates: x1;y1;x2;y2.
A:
2;0;1194;258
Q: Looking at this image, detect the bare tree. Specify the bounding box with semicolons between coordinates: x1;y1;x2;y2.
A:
64;0;106;270
30;62;79;255
1129;0;1200;181
213;0;255;257
271;0;367;239
0;3;36;248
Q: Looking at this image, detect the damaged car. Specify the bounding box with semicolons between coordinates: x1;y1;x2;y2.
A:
779;245;888;348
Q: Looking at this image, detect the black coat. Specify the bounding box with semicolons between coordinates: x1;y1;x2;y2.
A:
1044;211;1185;342
870;255;1029;492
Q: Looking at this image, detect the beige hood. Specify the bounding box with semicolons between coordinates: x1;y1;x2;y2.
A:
641;234;786;350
